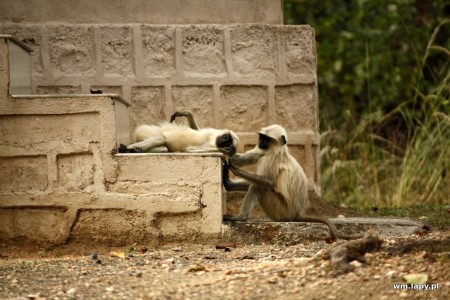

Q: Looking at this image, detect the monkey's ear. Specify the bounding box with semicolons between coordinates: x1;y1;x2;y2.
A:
280;135;287;145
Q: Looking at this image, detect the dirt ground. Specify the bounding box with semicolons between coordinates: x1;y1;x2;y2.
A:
1;198;448;300
0;231;448;300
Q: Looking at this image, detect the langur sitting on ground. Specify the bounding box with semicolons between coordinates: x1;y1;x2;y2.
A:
220;124;340;240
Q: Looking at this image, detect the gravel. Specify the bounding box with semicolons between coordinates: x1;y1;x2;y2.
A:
1;231;449;300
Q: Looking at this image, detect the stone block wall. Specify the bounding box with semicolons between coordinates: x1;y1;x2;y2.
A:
0;37;223;245
1;23;321;191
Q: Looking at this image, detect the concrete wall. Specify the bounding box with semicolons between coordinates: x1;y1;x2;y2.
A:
0;0;283;24
0;37;223;245
1;23;321;192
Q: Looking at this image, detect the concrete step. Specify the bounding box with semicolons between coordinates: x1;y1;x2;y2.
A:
221;217;424;245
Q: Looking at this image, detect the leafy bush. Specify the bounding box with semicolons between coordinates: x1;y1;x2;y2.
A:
284;1;449;207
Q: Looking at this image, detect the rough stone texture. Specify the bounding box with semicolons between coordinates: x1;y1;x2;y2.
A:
0;113;101;155
230;25;278;78
0;37;225;245
69;209;150;244
0;207;68;242
57;154;95;193
130;86;164;132
220;85;268;131
0;0;283;24
182;26;226;77
141;25;175;78
275;84;316;131
37;85;82;94
282;26;317;77
99;26;134;77
0;156;48;192
171;85;214;127
47;25;95;77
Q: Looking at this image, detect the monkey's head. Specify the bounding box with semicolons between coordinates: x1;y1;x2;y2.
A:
257;124;288;150
216;130;240;156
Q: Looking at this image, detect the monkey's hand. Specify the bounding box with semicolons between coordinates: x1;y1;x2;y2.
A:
218;144;236;157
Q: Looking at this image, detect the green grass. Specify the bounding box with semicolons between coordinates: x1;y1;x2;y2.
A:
320;21;450;209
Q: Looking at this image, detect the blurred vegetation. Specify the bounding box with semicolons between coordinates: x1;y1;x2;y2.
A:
284;0;449;208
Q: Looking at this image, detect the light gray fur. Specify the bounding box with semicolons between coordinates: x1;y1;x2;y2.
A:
224;124;339;239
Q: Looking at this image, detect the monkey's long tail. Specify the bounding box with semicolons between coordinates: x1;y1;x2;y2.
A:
295;215;338;239
295;215;363;241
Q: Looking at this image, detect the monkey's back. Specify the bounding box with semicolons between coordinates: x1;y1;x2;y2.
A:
257;149;309;221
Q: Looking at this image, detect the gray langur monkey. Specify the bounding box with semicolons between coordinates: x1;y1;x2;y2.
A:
220;124;340;241
127;111;239;153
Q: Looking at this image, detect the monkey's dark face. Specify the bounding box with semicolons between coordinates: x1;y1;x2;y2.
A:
216;133;233;148
258;134;273;150
216;132;236;156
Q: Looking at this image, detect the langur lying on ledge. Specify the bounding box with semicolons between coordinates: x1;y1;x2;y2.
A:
119;111;239;153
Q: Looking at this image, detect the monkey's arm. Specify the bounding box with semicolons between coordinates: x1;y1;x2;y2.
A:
220;148;263;191
170;110;200;130
228;163;275;187
222;162;250;192
229;149;264;167
227;162;289;208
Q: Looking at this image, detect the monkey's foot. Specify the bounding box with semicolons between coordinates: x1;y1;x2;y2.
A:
170;111;192;123
118;144;142;153
223;214;248;221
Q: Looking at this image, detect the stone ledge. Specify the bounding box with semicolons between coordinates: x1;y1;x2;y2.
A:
0;154;224;246
220;218;424;245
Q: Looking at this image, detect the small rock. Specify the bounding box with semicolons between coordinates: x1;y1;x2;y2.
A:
349;260;362;268
164;258;175;264
386;270;396;277
188;264;207;272
66;288;76;294
105;286;115;292
267;277;277;284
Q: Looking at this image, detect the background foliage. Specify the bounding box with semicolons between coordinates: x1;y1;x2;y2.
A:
284;0;449;208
